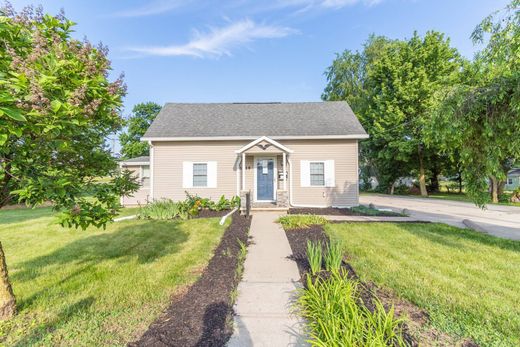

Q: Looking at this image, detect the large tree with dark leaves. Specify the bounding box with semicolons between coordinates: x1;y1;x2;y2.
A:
430;0;520;205
0;5;138;319
324;33;462;195
119;102;161;159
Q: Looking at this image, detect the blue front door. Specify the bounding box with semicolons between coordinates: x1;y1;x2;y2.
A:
257;159;274;200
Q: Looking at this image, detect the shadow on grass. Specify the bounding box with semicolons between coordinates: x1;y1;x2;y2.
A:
12;220;189;284
394;222;520;253
13;296;95;347
0;207;55;225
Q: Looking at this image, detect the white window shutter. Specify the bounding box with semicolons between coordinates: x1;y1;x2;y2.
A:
300;160;310;187
207;161;217;188
325;160;335;187
182;162;193;188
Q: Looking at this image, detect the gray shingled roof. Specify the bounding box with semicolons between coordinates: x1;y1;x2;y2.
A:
509;168;520;176
142;102;367;139
120;156;149;164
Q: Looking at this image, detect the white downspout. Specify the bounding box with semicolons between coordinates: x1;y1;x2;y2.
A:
236;155;241;196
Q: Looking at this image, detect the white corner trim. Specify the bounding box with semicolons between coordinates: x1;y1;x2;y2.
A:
149;141;154;200
141;134;369;142
235;136;294;154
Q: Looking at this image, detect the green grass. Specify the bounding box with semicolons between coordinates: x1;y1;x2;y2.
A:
0;207;229;346
326;222;520;346
350;205;404;216
278;215;328;230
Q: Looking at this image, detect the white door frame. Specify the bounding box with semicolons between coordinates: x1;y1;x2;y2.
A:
253;156;277;202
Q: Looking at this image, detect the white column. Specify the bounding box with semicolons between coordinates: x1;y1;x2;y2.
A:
242;153;246;191
236;155;240;196
283;152;287;191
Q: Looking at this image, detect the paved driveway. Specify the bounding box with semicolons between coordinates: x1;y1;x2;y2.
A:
360;194;520;241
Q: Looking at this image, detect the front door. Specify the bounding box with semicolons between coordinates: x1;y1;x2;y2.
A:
256;158;275;201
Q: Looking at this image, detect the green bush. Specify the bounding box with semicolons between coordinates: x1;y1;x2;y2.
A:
278;215;328;230
298;272;406;346
306;241;323;275
139;194;241;220
324;240;343;273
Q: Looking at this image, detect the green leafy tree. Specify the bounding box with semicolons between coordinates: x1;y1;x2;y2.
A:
430;0;520;205
0;4;138;319
324;33;462;195
119;102;161;159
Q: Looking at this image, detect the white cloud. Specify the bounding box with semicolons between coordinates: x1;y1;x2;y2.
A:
114;0;189;18
127;19;296;58
278;0;382;10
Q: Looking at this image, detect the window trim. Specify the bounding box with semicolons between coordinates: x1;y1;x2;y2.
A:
309;161;326;187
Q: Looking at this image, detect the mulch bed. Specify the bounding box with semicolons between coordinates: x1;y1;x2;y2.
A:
288;207;398;216
284;225;478;347
195;209;230;218
129;211;251;347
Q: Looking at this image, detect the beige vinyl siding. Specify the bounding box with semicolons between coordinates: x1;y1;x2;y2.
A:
152;141;242;201
283;139;359;207
150;139;359;207
121;165;150;205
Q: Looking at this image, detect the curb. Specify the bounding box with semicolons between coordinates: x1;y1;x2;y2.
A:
462;219;488;234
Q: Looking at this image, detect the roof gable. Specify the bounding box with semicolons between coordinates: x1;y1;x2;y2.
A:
142;102;368;140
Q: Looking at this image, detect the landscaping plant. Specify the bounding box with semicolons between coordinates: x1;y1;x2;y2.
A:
324;240;343;273
306;241;323;275
278;215;328;230
298;272;405;347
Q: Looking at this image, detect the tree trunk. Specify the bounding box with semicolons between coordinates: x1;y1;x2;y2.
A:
418;145;428;197
0;242;16;320
458;173;463;194
490;176;499;203
390;180;396;195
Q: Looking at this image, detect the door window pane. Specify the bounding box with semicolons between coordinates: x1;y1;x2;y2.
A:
193;163;207;187
310;162;325;186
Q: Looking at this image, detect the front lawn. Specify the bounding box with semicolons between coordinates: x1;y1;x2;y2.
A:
0;207;228;346
326;222;520;346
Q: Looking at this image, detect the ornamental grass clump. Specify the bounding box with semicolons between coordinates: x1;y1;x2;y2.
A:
298;272;406;347
306;241;323;275
324;240;343;273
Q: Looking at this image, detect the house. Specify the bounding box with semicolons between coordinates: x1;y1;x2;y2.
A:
505;168;520;191
119;102;368;210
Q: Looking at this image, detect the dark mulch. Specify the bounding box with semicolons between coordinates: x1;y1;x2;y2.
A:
129;212;251;347
288;207;402;216
195;209;230;218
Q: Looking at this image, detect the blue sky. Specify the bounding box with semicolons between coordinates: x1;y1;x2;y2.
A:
10;0;508;113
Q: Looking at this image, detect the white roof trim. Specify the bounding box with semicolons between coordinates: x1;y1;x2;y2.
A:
141;134;369;142
234;136;294;154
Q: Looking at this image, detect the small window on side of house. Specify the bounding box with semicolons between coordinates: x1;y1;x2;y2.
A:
193;163;208;187
310;162;325;186
508;178;513;185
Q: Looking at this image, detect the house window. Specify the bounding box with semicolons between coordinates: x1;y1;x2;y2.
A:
310;162;325;186
508;178;513;185
193;163;208;187
141;165;150;187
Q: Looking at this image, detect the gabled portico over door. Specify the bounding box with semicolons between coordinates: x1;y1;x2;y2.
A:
235;136;293;209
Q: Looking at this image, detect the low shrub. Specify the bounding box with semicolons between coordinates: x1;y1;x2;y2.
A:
324;240;343;273
298;272;406;346
306;241;323;275
139;194;241;220
138;199;192;220
278;215;328;230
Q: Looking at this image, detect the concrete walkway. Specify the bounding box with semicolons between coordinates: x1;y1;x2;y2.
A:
228;212;307;347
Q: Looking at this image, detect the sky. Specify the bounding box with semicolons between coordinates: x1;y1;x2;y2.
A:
9;0;509;151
